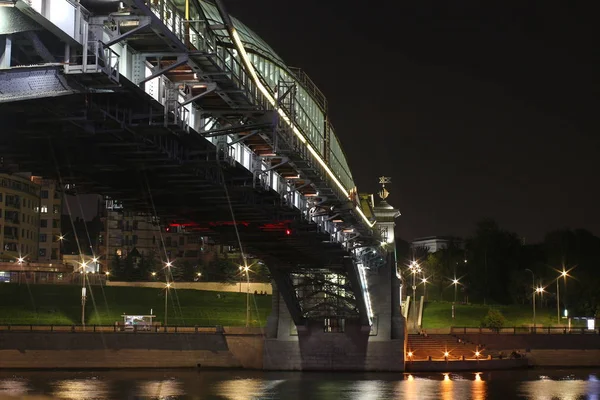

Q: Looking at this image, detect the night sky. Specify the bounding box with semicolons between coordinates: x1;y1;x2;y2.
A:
223;0;598;243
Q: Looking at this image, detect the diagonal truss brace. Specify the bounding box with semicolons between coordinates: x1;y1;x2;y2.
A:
139;56;189;86
180;82;217;106
270;268;306;328
105;17;151;47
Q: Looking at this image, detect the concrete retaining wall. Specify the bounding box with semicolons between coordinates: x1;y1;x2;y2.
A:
0;330;263;369
106;281;272;294
456;333;600;367
528;349;600;367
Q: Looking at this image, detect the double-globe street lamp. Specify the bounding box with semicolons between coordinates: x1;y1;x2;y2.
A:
408;261;421;328
555;268;572;325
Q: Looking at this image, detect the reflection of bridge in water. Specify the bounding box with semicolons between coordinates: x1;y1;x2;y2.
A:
0;0;404;370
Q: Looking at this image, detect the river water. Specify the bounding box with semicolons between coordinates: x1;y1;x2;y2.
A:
0;368;599;399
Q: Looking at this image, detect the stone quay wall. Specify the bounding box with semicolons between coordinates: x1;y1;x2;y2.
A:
456;333;600;367
0;327;264;370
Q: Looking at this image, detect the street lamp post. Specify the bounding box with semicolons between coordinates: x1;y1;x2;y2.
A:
164;282;171;327
556;278;560;325
243;266;251;327
239;266;243;293
453;279;459;303
557;270;568;325
80;261;87;328
525;269;535;328
422;278;428;302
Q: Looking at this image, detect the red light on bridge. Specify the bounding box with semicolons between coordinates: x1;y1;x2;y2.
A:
286;229;291;235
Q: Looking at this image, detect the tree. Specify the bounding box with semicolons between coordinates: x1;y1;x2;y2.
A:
466;219;521;304
481;308;505;332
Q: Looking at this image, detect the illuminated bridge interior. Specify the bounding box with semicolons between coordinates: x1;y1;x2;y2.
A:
0;0;392;328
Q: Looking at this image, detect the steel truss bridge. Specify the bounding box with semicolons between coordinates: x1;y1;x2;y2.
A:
0;0;390;329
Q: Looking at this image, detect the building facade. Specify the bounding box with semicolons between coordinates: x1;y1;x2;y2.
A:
410;236;463;254
0;173;42;262
98;199;224;273
32;176;62;262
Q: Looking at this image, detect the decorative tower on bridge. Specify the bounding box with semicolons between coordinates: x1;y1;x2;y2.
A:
370;176;403;340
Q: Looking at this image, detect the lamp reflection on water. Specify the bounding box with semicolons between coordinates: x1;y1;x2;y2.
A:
441;374;452;400
472;373;485;400
520;378;600;400
53;379;109;399
215;378;267;400
0;379;29;397
137;379;184;398
352;381;384;400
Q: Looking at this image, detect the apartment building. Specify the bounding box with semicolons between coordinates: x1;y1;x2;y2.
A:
0;173;42;262
98;198;218;272
32;176;62;261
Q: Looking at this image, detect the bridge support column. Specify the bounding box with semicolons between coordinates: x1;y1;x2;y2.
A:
263;252;406;371
266;280;279;338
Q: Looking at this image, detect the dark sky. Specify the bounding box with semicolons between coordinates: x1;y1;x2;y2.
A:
223;0;599;243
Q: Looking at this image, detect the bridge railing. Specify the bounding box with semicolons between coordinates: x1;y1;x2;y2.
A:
451;326;599;335
143;1;359;213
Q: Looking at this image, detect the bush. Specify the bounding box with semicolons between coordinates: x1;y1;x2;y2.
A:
481;308;506;332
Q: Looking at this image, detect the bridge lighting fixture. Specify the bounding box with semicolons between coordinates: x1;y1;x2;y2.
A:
230;28;376;229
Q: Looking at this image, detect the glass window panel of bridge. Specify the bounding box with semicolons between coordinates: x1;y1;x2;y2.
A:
247;54;323;156
328;132;355;191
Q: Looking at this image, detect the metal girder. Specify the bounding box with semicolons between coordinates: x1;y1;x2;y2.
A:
343;259;371;326
22;31;56;63
228;130;260;146
105;18;151;47
179;83;216;107
202;122;272;138
269;268;306;327
290;269;360;320
138;56;189;86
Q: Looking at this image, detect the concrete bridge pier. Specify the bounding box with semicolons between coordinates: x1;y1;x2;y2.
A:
263;187;406;372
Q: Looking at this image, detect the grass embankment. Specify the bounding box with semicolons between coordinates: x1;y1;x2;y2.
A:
0;283;271;327
422;302;584;329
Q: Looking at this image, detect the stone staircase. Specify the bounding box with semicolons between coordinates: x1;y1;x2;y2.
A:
407;334;482;360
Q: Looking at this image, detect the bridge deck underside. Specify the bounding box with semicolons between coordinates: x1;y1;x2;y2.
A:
0;89;350;269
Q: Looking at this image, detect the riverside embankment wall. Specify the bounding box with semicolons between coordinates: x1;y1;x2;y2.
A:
0;327;264;369
456;333;600;367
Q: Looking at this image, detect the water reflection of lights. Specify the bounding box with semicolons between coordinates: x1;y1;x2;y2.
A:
215;378;282;400
137;379;184;398
472;373;485;400
396;375;438;400
520;378;600;400
53;379;109;399
0;379;29;396
352;381;385;400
